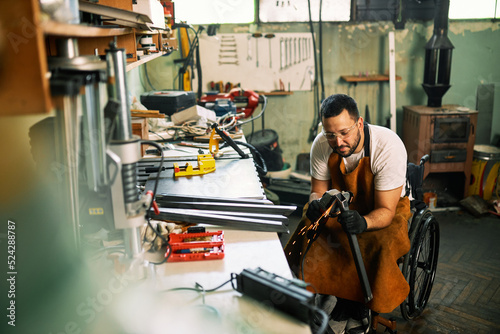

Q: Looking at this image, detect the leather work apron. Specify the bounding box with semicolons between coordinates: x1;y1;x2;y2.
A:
284;124;412;313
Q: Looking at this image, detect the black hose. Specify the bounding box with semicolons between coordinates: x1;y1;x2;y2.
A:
307;0;321;142
222;140;268;176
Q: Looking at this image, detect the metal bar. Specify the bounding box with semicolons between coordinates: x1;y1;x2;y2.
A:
168;208;289;223
388;31;397;132
156;200;295;216
106;41;132;141
338;195;373;303
155;193;288;207
153;208;288;233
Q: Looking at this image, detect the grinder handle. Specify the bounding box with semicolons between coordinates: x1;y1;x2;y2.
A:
338;194;373;303
211;123;248;159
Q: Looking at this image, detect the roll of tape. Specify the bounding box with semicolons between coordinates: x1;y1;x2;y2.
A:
140;36;153;45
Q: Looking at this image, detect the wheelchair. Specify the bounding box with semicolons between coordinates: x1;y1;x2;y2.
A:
372;154;440;332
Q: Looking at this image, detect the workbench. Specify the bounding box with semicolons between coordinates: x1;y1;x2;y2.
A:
147;229;311;334
134;139;311;334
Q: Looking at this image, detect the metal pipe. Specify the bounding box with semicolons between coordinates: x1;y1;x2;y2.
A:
124;228;143;259
82;74;108;191
437;49;452;85
56;38;79;58
53;94;82;251
106;41;132;141
422;0;454;107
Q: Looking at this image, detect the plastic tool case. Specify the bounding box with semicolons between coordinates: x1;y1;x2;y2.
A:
167;231;224;262
140;90;196;115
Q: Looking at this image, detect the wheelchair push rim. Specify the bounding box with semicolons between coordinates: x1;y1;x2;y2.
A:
400;209;440;320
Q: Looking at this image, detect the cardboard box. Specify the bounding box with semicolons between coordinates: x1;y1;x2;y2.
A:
171;105;217;125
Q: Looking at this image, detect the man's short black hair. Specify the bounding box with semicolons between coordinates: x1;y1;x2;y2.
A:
320;94;359;120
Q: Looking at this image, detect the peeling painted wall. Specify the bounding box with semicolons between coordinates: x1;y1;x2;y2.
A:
129;20;500;169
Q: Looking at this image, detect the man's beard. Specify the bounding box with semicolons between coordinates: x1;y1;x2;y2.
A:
330;130;361;158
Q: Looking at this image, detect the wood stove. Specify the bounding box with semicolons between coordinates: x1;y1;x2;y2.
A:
403;105;478;197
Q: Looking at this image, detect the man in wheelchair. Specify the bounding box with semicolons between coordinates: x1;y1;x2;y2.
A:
285;94;412;334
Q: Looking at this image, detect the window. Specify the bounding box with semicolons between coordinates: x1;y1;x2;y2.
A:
450;0;499;19
174;0;255;25
259;0;351;22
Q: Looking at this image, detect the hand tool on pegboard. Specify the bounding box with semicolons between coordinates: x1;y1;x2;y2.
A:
265;33;275;68
252;32;262;68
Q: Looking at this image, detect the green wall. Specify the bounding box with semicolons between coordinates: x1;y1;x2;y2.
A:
129;20;500;169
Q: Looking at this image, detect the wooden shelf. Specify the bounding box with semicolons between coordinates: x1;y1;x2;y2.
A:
42;20;133;37
255;91;294;96
0;0;175;116
126;52;165;71
341;74;402;83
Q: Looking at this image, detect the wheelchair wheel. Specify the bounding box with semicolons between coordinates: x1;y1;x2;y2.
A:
400;209;440;320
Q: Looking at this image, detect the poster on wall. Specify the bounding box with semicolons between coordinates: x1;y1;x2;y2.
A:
198;33;316;93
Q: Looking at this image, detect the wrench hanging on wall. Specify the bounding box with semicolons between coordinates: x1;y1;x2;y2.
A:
252;32;262;68
265;33;275;69
247;35;252;61
279;37;284;71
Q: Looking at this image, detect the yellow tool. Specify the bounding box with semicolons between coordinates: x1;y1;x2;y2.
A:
178;25;192;91
173;154;216;177
208;127;222;157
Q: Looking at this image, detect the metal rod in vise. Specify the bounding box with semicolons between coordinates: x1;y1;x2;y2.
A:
336;192;373;303
211;123;248;159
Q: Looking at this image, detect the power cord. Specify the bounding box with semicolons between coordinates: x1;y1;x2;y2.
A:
166;119;214;137
308;303;329;334
162;277;234;318
164;273;328;333
140;140;172;265
220;140;268;176
140;140;164;212
237;94;268;127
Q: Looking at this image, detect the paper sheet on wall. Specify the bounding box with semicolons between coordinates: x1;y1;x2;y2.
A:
198;33;315;92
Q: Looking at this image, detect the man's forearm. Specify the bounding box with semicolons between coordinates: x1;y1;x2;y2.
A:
309;192;322;203
364;207;395;231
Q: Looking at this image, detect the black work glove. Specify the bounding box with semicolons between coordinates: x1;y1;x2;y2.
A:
338;210;367;234
305;190;338;222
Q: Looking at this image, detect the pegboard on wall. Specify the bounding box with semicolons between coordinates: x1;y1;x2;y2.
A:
198;33;315;92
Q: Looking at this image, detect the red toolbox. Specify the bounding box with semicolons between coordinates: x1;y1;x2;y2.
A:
166;231;224;262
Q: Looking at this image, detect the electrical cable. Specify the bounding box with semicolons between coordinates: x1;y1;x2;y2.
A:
163;277;234;294
148;130;167;141
221;140;268;176
307;303;329;334
237;94;268;127
217;112;239;131
166;119;214;137
139;140;172;265
145;218;171;265
163;274;327;332
140;140;164;213
195;37;203;100
307;0;321;143
144;62;157;91
318;0;325;102
250;118;255;141
178;26;205;91
161;278;234;319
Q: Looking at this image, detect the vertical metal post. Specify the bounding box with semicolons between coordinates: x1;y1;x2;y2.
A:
106;41;133;141
53;94;82;251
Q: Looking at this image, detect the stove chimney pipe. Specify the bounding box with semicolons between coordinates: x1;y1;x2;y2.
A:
422;0;454;107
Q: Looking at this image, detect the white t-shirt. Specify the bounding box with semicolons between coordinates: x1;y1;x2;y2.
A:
310;124;407;196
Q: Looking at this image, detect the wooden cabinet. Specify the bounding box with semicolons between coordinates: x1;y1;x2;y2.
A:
0;0;175;116
402;105;478;197
0;0;51;116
